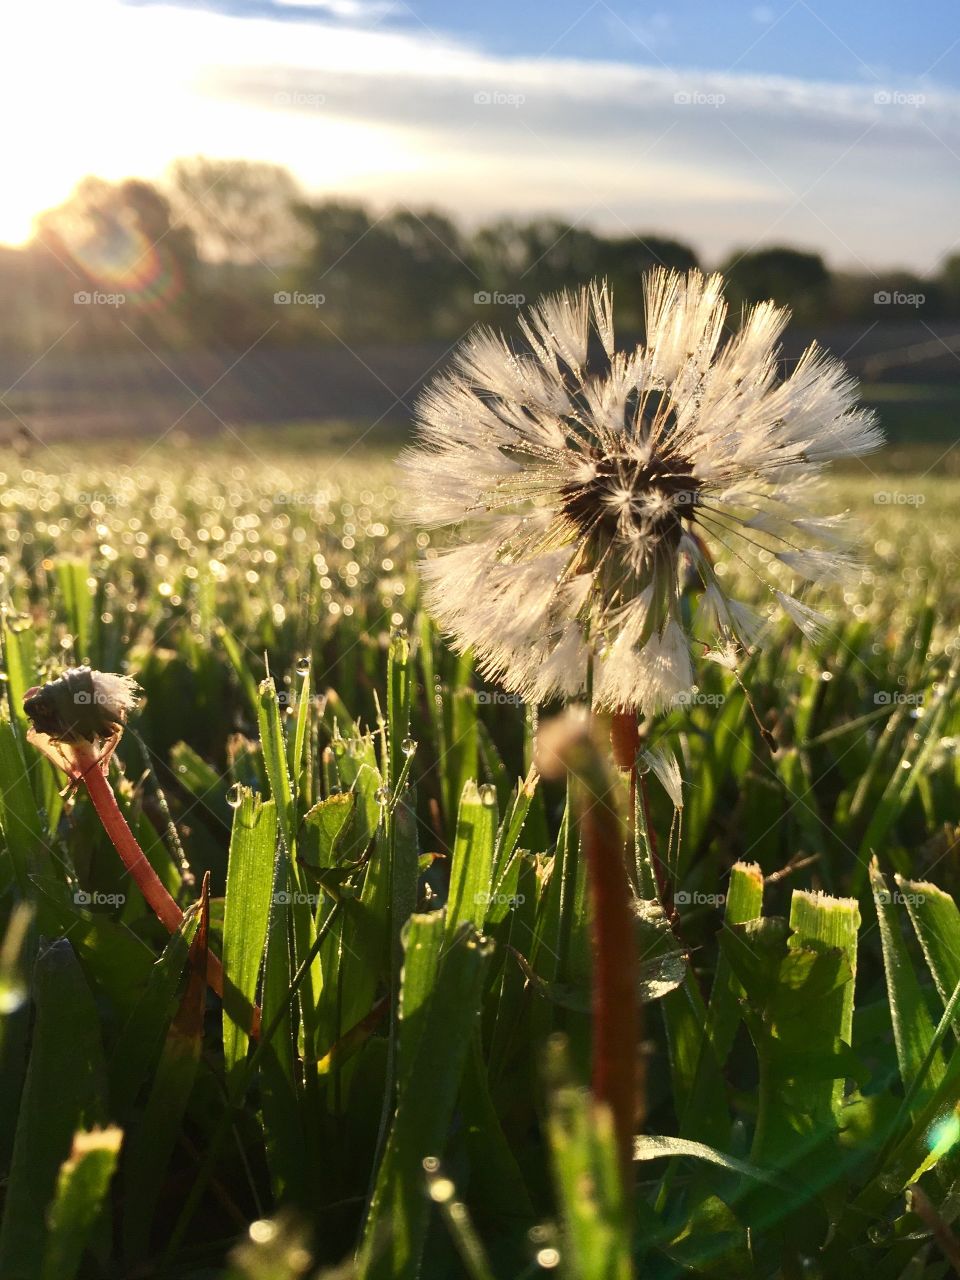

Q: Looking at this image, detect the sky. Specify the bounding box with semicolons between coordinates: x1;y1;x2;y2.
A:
3;0;958;270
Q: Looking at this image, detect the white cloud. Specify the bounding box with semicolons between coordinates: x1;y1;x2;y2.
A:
2;0;956;270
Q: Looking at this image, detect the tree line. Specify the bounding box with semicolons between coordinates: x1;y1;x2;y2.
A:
1;157;957;354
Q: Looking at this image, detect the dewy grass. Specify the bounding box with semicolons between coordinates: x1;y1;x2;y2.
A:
1;425;960;1277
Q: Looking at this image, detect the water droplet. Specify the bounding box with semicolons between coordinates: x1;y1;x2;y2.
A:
227;782;244;808
479;783;497;806
428;1176;455;1203
332;740;346;757
376;785;389;805
295;655;311;677
536;1247;561;1269
0;980;27;1015
401;737;417;757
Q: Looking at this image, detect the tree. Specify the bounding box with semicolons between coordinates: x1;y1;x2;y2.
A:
721;246;830;323
167;157;306;267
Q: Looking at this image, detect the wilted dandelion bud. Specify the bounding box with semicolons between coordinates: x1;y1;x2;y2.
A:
23;667;140;744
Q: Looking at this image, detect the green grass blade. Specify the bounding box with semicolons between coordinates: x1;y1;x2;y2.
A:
445;780;497;941
360;916;488;1279
41;1127;123;1280
222;791;277;1086
0;940;107;1280
869;861;945;1107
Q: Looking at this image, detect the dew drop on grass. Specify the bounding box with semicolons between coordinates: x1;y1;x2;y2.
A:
401;737;417;757
376;785;389;805
295;656;311;677
479;784;497;806
0;979;27;1015
227;782;244;808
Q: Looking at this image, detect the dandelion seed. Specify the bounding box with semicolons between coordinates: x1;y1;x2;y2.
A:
402;270;880;713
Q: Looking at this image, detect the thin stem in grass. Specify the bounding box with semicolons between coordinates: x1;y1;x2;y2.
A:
538;714;639;1193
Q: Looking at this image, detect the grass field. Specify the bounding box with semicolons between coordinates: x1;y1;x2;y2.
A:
1;433;960;1278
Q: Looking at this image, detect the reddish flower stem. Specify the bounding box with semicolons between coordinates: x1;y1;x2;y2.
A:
80;756;260;1035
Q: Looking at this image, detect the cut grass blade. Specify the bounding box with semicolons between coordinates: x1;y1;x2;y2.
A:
41;1127;123;1280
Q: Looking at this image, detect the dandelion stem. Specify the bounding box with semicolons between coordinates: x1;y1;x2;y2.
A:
79;752;255;1031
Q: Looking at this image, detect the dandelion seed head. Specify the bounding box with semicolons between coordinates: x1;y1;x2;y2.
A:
402;270;880;714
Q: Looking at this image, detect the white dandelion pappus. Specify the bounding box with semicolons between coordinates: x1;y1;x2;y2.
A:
402;270;881;714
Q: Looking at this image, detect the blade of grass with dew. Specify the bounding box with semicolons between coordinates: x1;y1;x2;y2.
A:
544;1034;633;1280
680;861;764;1147
122;880;210;1264
491;766;539;884
896;875;960;1021
0;939;107;1280
359;916;489;1280
0;718;51;895
222;791;277;1086
40;1127;123;1280
443;659;478;838
218;626;261;719
445;779;497;941
258;675;322;1053
255;851;310;1201
54;559;93;664
870;862;945;1109
855;669;960;874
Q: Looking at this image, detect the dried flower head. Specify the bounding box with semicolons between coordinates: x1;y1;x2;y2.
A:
23;667;140;744
402;270;880;713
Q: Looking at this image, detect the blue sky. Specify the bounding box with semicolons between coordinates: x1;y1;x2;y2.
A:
4;0;958;269
136;0;960;86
